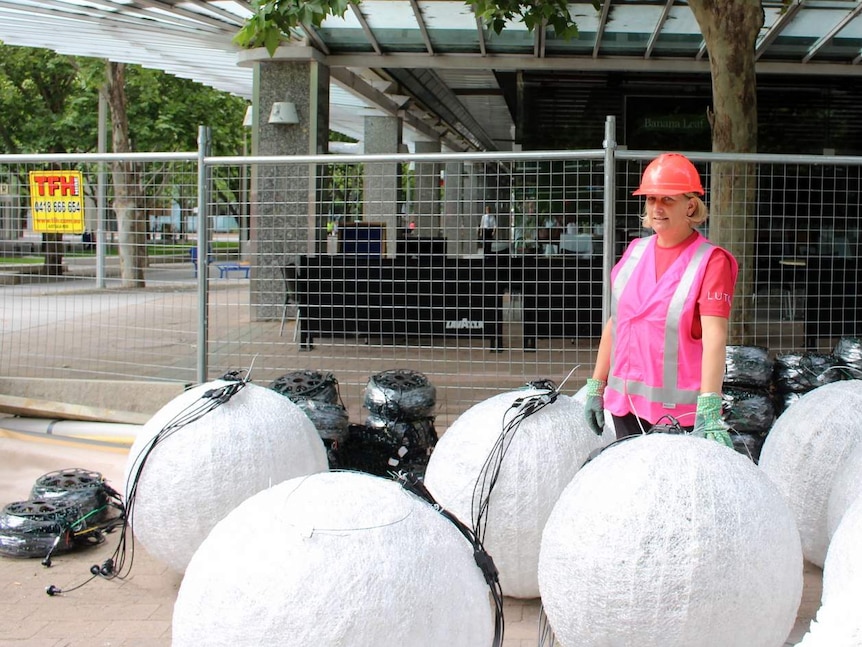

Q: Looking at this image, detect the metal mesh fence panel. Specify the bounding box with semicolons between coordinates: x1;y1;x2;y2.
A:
3;148;862;431
0;154;199;384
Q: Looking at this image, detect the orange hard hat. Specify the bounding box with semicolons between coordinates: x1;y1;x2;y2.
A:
632;153;704;196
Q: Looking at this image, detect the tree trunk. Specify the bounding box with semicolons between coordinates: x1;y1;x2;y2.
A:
105;61;146;287
689;0;763;344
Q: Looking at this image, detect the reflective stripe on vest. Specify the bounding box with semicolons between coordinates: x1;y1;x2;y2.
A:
608;238;714;407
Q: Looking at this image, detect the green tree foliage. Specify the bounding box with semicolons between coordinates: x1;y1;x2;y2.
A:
234;0;587;55
0;43;93;153
0;42;249;155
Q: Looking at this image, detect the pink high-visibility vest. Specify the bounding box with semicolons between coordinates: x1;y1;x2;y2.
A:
604;232;734;426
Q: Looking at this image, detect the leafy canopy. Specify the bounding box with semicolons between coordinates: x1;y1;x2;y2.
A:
234;0;588;56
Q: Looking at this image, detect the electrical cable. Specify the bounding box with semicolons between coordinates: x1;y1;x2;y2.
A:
392;374;573;645
45;369;250;597
537;603;558;647
394;471;505;647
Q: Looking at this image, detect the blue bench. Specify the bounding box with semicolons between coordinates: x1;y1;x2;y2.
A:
215;262;250;279
189;246;213;278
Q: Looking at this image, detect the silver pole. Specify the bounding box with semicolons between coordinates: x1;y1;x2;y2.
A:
602;116;617;323
196;125;211;383
96;91;107;289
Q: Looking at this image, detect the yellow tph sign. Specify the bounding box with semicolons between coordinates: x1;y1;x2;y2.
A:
29;170;85;234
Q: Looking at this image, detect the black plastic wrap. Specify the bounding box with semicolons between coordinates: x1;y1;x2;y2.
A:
341;418;438;478
0;499;80;558
363;369;436;420
772;352;848;394
833;337;862;376
722;387;776;434
724;345;773;388
295;400;350;443
731;432;768;464
777;391;804;415
269;370;340;404
30;468;108;521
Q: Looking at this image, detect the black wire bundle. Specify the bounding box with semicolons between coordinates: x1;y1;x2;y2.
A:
395;471;506;647
537;603;559;647
398;379;561;647
46;370;249;596
471;383;559;547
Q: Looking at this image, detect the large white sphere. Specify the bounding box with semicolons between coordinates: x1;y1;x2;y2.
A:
821;493;862;606
539;434;803;647
826;442;862;540
124;380;328;572
795;584;862;647
423;389;604;598
172;471;495;647
759;380;862;566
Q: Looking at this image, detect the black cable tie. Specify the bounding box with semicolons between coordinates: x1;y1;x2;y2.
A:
473;548;500;586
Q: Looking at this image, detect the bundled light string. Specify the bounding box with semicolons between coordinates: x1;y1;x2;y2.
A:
395;471;505;647
396;368;577;647
46;369;251;597
537;603;559;647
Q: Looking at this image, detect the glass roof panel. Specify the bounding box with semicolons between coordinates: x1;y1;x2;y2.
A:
483;18;533;54
210;1;252;20
597;4;665;55
425;29;484;53
316;29;381;53
418;1;475;29
544;31;597;56
566;2;603;33
604;4;665;35
420;0;481;52
784;6;853;39
361;0;419;30
319;8;362;29
660;6;702;35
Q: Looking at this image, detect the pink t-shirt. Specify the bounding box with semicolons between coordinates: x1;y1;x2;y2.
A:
653;232;736;338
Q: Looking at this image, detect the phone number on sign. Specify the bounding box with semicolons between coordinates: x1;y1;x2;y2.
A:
33;200;82;214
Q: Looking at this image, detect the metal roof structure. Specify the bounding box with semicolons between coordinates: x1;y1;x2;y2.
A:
2;0;862;151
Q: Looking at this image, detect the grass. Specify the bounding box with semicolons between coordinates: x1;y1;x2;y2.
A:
2;241;241;264
0;256;43;264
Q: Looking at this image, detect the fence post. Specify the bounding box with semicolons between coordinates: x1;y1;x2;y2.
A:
196;125;211;384
602;115;617;324
96;91;107;289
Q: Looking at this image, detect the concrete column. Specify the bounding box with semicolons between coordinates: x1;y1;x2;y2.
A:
363;116;402;258
248;58;329;319
413;140;441;238
442;161;465;256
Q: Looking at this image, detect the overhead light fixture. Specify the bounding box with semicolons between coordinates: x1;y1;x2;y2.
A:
269;101;299;125
243;105;253;128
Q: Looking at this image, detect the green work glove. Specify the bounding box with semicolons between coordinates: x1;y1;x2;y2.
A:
584;378;606;436
693;392;733;448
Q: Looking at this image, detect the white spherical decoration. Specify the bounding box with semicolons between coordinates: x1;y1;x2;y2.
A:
423;389;604;598
539;434;803;647
821;494;862;607
826;442;862;540
759;380;862;566
172;471;494;647
795;584;862;647
125;380;328;572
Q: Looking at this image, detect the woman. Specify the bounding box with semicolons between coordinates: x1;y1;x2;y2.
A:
584;153;738;446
